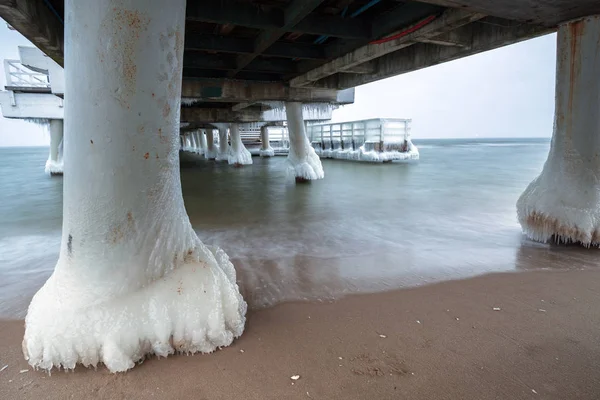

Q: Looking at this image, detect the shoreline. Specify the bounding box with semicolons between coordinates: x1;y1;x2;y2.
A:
2;269;599;399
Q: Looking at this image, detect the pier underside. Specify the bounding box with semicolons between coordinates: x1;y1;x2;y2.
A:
4;0;598;124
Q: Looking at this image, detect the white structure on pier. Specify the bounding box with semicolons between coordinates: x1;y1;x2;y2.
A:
308;118;419;162
0;46;65;174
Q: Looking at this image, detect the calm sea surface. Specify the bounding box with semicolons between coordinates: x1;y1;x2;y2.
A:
2;138;598;318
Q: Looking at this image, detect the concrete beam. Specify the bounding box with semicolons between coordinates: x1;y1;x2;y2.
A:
186;0;369;39
412;0;600;27
185;34;326;60
230;0;324;77
0;0;64;66
290;9;485;87
181;102;335;124
184;53;299;74
181;78;354;104
310;20;551;90
181;107;263;123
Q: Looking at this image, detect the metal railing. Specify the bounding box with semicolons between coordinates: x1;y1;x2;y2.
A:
3;59;50;89
307;118;412;152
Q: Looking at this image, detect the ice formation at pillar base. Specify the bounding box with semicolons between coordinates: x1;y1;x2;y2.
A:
315;141;420;163
216;147;230;161
44;159;63;175
259;146;275;157
204;146;218;160
517;172;600;247
288;144;324;180
228;147;253;165
23;245;247;373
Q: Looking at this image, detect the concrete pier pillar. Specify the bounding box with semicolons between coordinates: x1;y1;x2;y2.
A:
190;131;198;153
194;130;203;154
517;15;600;246
228;123;252;166
259;125;275;157
45;119;64;175
216;126;230;161
285;102;324;182
200;129;208;156
204;129;217;160
22;0;246;373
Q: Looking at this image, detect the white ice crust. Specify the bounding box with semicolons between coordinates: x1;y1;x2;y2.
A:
517;16;600;246
315;141;419;163
288;142;324;180
216;128;230;162
24;245;246;372
204;130;218;160
286;102;324;180
228;124;253;165
259;147;275;157
44;158;63;175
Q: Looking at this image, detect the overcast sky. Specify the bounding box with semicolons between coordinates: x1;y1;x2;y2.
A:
0;20;556;146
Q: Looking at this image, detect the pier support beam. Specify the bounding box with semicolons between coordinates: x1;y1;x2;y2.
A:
45;119;63;176
259;125;275;157
22;0;246;373
216;126;230;161
204;129;218;160
228;123;252;166
285;102;324;182
517;15;600;246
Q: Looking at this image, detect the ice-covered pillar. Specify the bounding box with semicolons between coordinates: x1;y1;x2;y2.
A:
200;129;208;157
204;129;217;159
285;102;324;182
259;125;274;157
216;126;230;161
189;131;198;153
184;134;191;151
23;0;246;373
517;15;600;246
194;130;203;154
45;119;64;175
228;123;252;166
179;135;184;150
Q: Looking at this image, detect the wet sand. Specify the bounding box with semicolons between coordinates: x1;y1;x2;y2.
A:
2;269;600;400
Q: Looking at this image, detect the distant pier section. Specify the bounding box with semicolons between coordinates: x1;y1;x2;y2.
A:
309;118;419;162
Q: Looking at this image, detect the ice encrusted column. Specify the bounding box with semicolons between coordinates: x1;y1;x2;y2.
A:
23;0;246;373
45;119;64;175
204;129;218;160
190;131;198;153
517;15;600;246
193;131;202;154
228;123;252;166
285;102;324;182
216;125;230;161
259;125;274;157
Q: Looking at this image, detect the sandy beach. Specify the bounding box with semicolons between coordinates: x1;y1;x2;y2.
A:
1;269;599;399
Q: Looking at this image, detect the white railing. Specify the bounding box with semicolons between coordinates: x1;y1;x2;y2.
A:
3;59;50;89
307;118;412;152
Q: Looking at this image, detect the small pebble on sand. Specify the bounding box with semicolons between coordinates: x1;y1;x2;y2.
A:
493;307;501;311
291;375;300;380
